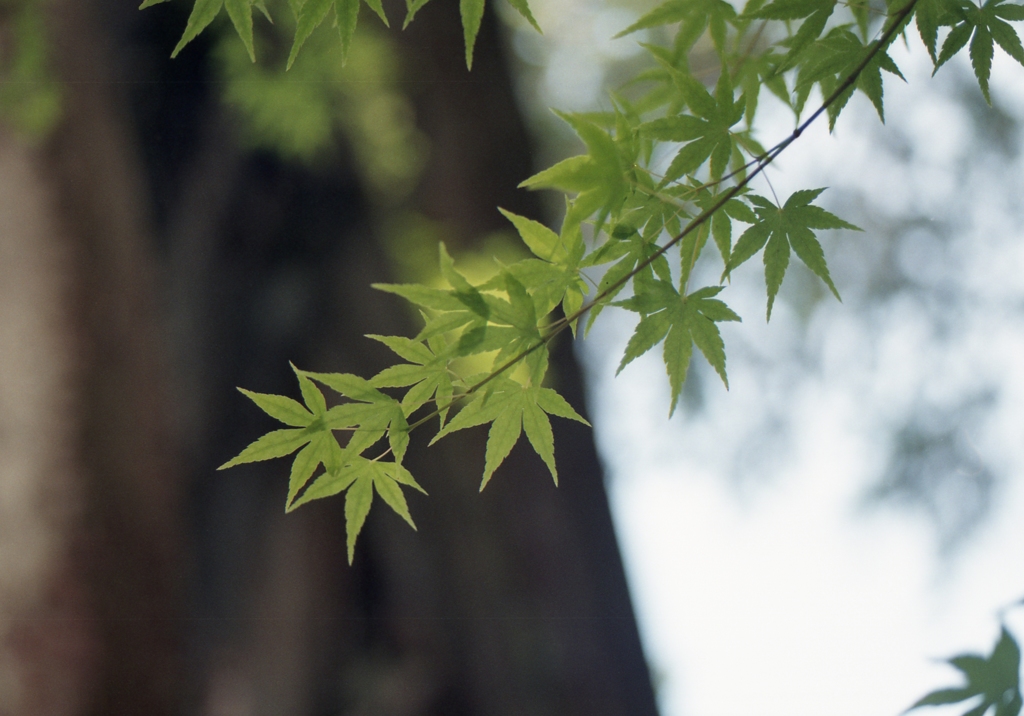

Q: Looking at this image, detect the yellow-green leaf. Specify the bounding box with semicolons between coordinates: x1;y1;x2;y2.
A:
522;401;556;485
481;408;522;490
388;410;410;463
535;387;589;425
383;462;427;494
286;434;327;505
238;388;313;426
460;0;485;69
499;208;568;263
345;474;374;563
293;365;328;415
372;467;416;529
301;370;385;402
287;457;364;511
366;334;435;364
218;428;309;469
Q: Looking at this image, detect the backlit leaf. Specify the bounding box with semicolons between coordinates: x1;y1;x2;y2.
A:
461;0;485;69
218;428;310;469
345;473;374;563
372;465;416;529
481;408;522;490
724;190;860;320
238;388;313;427
522;400;557;484
616;282;740;414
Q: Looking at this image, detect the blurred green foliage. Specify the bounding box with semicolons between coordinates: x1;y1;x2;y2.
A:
0;0;61;137
216;19;427;198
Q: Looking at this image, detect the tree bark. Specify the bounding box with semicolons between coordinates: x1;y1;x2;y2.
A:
0;0;185;712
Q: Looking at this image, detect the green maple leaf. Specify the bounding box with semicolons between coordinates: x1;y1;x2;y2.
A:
437;245;545;342
723;188;860;320
520;111;631;232
169;0;225;58
376;244;551;381
614;0;737;54
746;0;827;20
906;627;1022;716
367;333;456;427
616;282;741;415
372;291;482;354
470;270;551;383
287;0;389;68
460;0;486;69
932;0;1024;104
751;0;837;71
220;364;417;503
498;209;589;331
433;242;533;343
160;0;538;68
462;0;541;70
690;187;758;269
224;0;256;61
289;456;425;563
498;208;584;270
581;197;679;333
638;71;744;186
161;0;393;63
403;0;539;68
430;378;589;490
734;47;791;124
375;243;501;353
300;369;412;463
916;0;968;60
794;27;906;126
218;366;328;472
222;365;429;563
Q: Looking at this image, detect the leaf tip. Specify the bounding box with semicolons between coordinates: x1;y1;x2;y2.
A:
479;472;494;491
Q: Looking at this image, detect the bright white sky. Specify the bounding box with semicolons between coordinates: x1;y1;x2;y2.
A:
505;5;1024;716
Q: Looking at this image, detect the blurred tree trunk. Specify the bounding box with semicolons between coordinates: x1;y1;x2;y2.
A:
0;0;184;713
0;0;660;713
